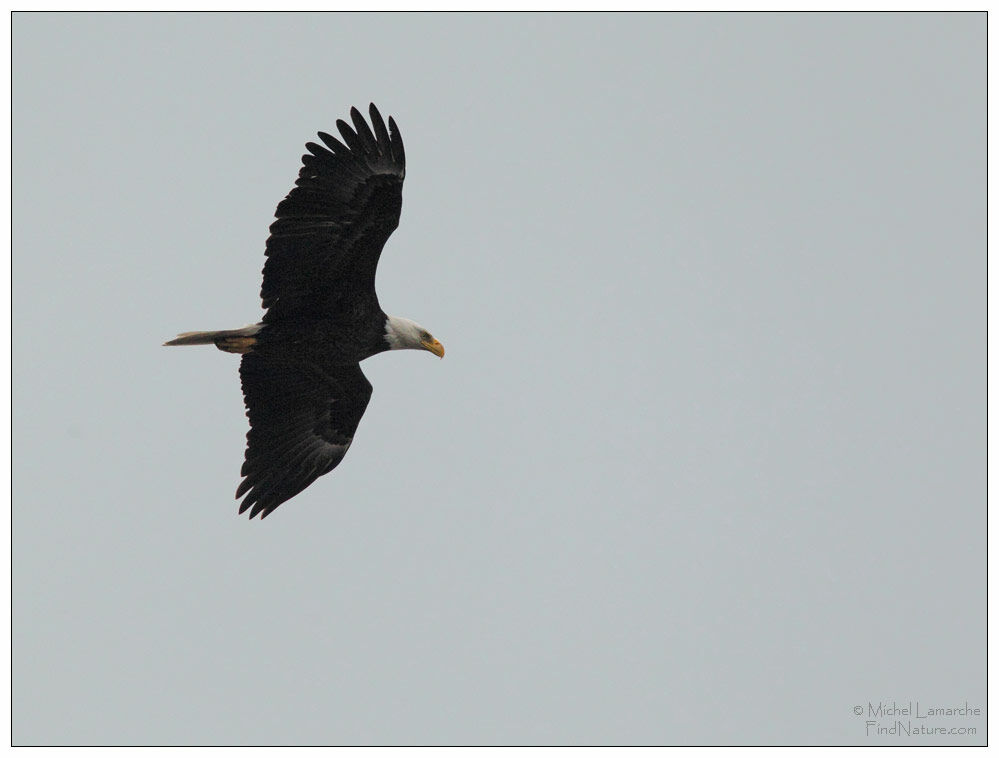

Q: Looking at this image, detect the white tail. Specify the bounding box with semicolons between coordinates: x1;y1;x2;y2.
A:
163;324;262;354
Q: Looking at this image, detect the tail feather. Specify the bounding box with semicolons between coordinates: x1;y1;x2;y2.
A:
163;324;262;354
163;330;222;346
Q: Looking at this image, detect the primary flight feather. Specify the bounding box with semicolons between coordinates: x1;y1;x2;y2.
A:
165;104;444;519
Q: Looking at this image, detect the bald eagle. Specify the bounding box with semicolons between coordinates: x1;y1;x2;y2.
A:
165;104;443;519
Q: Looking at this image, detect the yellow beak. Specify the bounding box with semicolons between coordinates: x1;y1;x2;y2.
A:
422;338;445;358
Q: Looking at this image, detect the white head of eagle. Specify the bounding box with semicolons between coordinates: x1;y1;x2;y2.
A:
385;315;445;358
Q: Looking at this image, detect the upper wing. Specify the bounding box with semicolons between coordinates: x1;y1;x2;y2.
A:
260;103;406;321
236;350;373;519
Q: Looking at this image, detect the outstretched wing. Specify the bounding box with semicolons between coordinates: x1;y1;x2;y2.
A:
236;351;373;519
261;103;406;321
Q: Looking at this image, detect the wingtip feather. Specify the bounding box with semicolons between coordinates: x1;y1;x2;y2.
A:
350;106;378;152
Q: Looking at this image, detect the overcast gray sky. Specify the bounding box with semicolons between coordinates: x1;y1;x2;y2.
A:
13;12;984;746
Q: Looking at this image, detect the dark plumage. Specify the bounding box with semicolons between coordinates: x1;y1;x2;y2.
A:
165;104;444;519
261;104;405;322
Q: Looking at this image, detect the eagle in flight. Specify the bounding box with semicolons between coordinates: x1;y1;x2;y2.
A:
165;104;443;519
